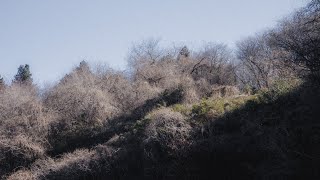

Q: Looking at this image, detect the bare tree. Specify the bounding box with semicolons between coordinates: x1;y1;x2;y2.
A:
236;34;277;89
269;0;320;82
127;39;179;87
128;38;164;70
191;43;236;85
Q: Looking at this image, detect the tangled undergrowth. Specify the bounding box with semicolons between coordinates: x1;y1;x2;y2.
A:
1;64;319;180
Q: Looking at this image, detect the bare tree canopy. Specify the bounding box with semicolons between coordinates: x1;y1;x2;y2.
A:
193;43;236;85
270;0;320;81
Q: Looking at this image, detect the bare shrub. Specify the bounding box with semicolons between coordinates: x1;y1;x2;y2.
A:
181;86;199;104
141;108;192;178
2;135;45;157
45;83;118;125
194;78;212;98
132;81;161;107
47;149;94;175
59;60;95;87
96;69;140;112
0;136;45;177
128;39;186;88
0;85;52;139
143;108;192;156
128;40;240;105
131;58;182;90
45;87;118;153
94;61;171;112
13;145;117;179
0;84;53;177
44;65;121;153
7;169;35;180
210;86;240;98
178;76;200;104
27;149;95;179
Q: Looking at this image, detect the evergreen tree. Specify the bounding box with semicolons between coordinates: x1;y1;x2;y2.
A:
77;60;90;72
14;64;32;85
0;75;4;90
179;46;190;58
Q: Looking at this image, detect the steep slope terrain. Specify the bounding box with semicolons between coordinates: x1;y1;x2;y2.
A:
5;81;320;180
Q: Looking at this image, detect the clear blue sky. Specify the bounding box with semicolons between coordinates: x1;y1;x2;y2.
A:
0;0;308;84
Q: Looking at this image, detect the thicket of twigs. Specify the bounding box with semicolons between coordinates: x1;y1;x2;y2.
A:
1;1;320;179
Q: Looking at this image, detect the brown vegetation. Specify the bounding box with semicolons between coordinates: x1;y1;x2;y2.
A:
1;1;320;179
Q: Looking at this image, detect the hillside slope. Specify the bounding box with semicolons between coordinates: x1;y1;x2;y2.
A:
5;81;320;180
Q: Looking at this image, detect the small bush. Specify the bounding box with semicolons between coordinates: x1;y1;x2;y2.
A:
29;149;96;179
178;76;200;104
7;169;35;180
143;108;191;156
192;95;257;119
172;104;191;116
43;66;122;153
210;85;240;98
0;136;45;177
132;80;162;107
96;70;139;112
258;79;301;103
13;145;117;180
141;108;192;178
